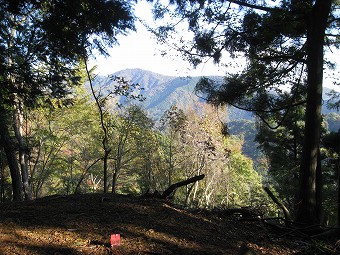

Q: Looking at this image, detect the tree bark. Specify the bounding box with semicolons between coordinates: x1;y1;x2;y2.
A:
296;0;332;225
0;111;23;201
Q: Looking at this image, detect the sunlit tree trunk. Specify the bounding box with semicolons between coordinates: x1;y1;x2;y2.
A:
296;0;331;224
12;97;32;200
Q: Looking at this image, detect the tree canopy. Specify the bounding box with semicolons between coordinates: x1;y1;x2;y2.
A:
1;0;135;105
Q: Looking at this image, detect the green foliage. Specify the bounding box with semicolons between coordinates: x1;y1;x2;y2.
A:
227;152;264;206
255;101;306;211
86;65;148;193
40;0;135;54
27;88;102;197
0;79;276;214
25;91;156;197
110;104;154;193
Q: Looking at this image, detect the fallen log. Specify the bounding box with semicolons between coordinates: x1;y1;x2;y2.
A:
161;174;205;199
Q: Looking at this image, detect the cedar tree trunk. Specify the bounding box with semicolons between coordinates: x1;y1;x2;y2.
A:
296;0;332;225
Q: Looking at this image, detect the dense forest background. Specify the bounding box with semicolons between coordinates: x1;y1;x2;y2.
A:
1;68;269;207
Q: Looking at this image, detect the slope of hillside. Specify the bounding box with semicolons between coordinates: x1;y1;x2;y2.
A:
0;193;330;255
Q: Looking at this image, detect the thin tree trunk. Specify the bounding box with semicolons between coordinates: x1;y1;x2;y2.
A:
112;169;119;194
168;140;173;187
112;155;120;194
103;149;109;193
84;58;110;193
12;98;32;200
0;148;5;202
112;135;123;193
146;157;152;191
296;0;331;225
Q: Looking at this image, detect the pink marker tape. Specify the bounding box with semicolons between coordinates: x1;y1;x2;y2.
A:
110;234;121;247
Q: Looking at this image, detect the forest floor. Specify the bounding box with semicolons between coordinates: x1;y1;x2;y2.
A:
0;193;338;255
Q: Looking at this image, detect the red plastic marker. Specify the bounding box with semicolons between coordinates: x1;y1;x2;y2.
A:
110;234;121;247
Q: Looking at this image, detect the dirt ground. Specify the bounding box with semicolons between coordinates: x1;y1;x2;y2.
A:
0;193;338;255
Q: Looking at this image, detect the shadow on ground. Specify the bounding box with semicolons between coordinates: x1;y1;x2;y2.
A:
0;193;301;254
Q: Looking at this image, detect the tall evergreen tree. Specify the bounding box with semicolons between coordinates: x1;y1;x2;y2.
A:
153;0;339;225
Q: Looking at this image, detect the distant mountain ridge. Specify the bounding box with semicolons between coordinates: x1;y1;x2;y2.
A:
91;68;339;121
93;68;206;119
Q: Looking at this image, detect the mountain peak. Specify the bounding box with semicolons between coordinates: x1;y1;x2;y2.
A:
114;68;175;79
112;68;178;91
